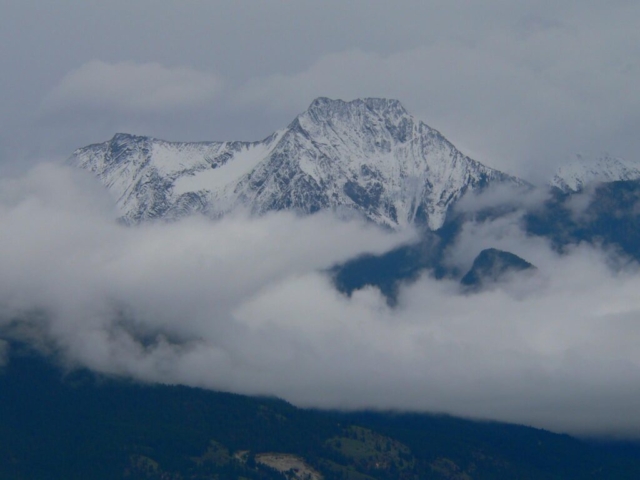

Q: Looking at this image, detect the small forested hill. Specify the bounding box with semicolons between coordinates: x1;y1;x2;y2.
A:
2;347;640;479
460;248;535;291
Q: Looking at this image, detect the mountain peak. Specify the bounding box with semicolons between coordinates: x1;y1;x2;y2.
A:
305;97;409;119
550;153;640;192
109;132;151;145
295;97;417;151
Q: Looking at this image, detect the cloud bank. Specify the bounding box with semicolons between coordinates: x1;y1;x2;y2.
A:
2;164;640;437
42;61;223;114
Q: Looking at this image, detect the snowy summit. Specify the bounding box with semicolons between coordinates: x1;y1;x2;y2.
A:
69;97;523;230
550;153;640;192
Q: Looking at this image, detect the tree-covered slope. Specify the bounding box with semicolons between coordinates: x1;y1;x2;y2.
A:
2;347;640;479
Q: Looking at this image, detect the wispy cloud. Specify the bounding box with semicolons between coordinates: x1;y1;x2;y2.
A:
42;61;223;114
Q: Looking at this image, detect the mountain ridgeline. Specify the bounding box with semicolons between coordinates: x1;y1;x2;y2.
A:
70;97;523;230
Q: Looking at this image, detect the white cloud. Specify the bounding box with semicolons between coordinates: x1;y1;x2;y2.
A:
455;184;549;215
3;164;640;436
42;60;223;114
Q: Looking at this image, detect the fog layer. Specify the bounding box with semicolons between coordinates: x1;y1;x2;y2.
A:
2;164;640;437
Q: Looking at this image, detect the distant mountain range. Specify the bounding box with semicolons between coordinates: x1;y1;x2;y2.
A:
69;97;524;230
66;96;640;301
67;97;640;298
70;98;640;231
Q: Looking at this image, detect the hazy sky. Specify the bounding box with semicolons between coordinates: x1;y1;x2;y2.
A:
2;1;640;182
3;1;640;438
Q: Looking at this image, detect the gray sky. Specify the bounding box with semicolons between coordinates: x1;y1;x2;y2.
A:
2;1;640;182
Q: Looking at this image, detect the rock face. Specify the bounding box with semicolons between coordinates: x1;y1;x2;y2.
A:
461;248;535;291
550;154;640;192
70;97;523;230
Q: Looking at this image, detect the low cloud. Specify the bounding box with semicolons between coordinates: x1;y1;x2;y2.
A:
42;61;223;114
3;164;640;437
455;184;548;215
443;209;555;273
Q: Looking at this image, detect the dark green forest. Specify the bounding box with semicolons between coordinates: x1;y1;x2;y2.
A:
2;345;640;480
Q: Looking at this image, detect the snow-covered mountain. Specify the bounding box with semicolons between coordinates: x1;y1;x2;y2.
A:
70;97;523;230
549;154;640;192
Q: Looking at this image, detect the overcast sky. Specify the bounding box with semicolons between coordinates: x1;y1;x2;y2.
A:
2;1;640;182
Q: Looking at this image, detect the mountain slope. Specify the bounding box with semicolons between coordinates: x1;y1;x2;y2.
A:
526;179;640;260
70;97;524;230
3;348;640;480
